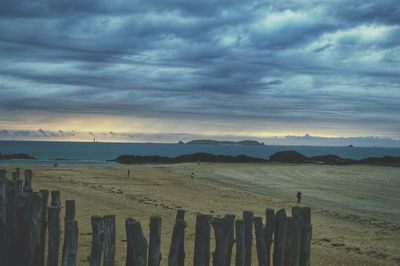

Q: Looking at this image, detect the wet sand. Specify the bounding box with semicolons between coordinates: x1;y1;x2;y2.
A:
4;163;399;265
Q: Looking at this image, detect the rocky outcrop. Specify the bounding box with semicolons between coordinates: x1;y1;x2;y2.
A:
0;153;35;160
269;151;309;163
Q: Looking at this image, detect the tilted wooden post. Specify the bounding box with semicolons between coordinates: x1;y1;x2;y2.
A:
88;216;104;266
51;190;61;207
211;214;235;266
62;220;79;266
264;209;275;266
126;218;148;266
23;169;33;193
47;206;61;266
273;209;287;266
193;214;212;266
254;217;267;266
0;169;6;179
15;168;20;180
148;216;162;266
175;209;185;266
39;189;49;266
243;211;254;266
13;192;43;266
235;219;244;266
103;215;116;266
168;219;186;266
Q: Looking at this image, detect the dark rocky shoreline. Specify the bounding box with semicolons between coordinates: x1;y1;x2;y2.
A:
113;151;400;166
0;153;35;160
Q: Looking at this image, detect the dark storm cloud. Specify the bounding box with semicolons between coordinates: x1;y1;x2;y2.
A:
0;0;400;139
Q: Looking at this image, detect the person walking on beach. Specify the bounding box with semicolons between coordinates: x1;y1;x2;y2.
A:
128;169;130;178
191;172;194;179
297;191;302;204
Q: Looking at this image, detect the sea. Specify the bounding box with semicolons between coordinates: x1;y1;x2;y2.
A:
1;140;400;166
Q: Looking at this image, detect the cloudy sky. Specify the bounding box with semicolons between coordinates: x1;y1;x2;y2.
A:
0;0;399;145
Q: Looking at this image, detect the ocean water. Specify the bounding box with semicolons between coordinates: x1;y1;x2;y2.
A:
1;140;400;166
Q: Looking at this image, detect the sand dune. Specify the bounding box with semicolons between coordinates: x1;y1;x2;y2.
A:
3;163;399;265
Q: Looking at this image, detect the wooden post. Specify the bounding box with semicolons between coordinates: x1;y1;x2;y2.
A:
299;208;311;266
264;209;275;266
5;180;17;265
243;211;254;266
47;206;61;266
39;189;49;266
65;200;76;221
254;217;267;266
168;219;186;266
88;216;104;266
63;200;76;266
16;168;20;180
235;219;244;266
126;218;148;266
12;171;17;181
13;192;43;266
193;214;211;266
284;218;300;266
103;215;116;266
0;178;6;265
23;169;33;192
62;220;79;266
51;191;61;207
16;179;23;193
211;214;235;266
148;216;162;266
175;209;185;266
273;209;287;266
0;169;6;179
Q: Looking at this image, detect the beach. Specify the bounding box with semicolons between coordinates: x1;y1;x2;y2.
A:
3;163;399;265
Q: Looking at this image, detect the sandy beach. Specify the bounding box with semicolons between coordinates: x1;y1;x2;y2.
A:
3;163;399;265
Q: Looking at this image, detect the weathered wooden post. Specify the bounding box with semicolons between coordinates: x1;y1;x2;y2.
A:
126;218;148;266
12;171;18;181
193;214;212;266
0;177;6;265
273;209;287;266
168;218;186;266
0;169;6;179
299;208;312;266
235;219;244;266
148;216;162;266
63;200;77;266
65;200;76;221
23;169;33;192
88;216;104;266
254;217;267;266
16;179;23;193
47;206;61;266
243;211;254;266
5;180;17;265
211;214;235;266
103;215;116;266
62;220;79;266
264;209;275;266
51;190;61;207
13;192;43;266
284;217;300;266
39;189;49;266
16;168;20;180
175;209;185;266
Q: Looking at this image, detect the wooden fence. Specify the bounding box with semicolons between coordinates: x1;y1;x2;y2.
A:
0;168;312;266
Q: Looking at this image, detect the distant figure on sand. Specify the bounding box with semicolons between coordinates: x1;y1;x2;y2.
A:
191;172;194;179
297;191;302;204
128;169;130;178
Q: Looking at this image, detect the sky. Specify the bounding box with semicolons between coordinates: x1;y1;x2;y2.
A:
0;0;400;145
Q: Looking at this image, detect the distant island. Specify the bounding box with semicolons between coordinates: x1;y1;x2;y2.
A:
113;150;400;166
0;153;35;160
179;139;264;145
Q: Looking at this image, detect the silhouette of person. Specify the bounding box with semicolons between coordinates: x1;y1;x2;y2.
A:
128;169;130;178
191;172;194;179
297;191;302;204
